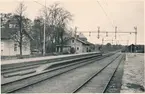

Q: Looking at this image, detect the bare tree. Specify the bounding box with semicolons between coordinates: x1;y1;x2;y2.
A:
31;17;44;54
34;2;72;53
14;2;27;58
45;3;73;53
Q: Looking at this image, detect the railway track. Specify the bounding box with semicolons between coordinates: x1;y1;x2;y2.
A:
1;52;100;75
2;53;100;76
12;53;123;93
72;54;125;93
2;53;114;93
2;54;100;79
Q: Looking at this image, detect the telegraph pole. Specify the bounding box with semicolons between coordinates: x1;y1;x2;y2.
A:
102;38;104;45
74;27;77;53
75;26;137;53
77;27;136;39
115;26;117;45
77;27;137;46
34;1;47;55
115;26;117;39
134;26;137;55
43;0;46;56
134;26;137;52
97;26;100;39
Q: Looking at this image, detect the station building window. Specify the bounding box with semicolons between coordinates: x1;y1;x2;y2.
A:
72;39;74;43
14;44;17;51
87;47;89;52
77;47;79;50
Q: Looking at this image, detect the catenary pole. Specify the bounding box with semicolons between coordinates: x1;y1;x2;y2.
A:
43;0;46;56
134;26;137;55
74;27;77;53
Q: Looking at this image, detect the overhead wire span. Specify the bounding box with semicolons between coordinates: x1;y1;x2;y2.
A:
96;0;114;28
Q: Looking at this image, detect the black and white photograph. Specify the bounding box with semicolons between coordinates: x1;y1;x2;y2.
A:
0;0;144;93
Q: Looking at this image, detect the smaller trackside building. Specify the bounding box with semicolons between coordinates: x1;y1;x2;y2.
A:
56;36;95;54
66;37;93;53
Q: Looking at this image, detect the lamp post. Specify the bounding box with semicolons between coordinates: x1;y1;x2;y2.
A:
42;0;46;56
34;1;47;56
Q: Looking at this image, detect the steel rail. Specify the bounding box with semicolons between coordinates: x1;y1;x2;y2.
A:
2;53;100;75
2;65;39;75
102;54;125;93
2;53;112;93
2;57;100;93
72;54;121;93
2;54;99;80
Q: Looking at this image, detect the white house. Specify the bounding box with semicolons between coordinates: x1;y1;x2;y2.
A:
1;28;32;56
56;32;95;54
66;37;93;53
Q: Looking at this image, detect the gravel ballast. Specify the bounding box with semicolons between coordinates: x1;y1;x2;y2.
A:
14;53;120;93
105;56;125;93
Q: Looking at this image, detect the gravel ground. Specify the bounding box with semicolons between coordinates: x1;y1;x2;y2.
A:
14;53;120;93
121;53;144;93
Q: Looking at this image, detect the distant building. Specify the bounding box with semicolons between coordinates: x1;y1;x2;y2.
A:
56;32;95;54
67;37;94;53
1;28;33;56
127;44;144;53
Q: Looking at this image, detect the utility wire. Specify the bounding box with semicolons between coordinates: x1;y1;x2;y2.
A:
97;0;118;44
34;0;48;55
102;0;127;40
103;0;108;6
34;0;46;7
101;0;122;44
102;0;115;26
97;0;114;28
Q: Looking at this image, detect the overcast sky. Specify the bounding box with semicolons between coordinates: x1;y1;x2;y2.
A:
0;0;144;45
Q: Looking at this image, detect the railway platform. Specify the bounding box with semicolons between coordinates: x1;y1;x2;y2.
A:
121;53;144;93
1;52;99;65
1;51;123;93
